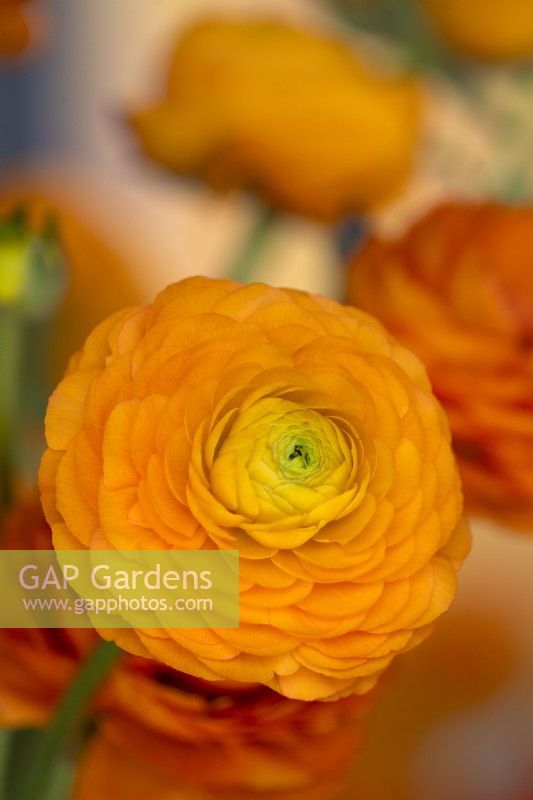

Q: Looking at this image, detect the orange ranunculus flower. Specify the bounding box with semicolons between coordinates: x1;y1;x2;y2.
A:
128;19;420;220
0;497;98;726
40;276;469;701
348;202;533;530
75;662;375;800
420;0;533;61
0;184;141;384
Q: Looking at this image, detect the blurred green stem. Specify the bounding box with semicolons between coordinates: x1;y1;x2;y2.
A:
15;641;121;800
228;205;278;284
0;311;22;510
0;730;11;800
0;209;66;511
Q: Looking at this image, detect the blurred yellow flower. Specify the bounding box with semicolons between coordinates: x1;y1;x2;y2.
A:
128;19;420;220
421;0;533;60
41;276;469;702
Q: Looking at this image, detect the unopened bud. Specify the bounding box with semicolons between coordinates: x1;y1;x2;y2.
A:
0;207;67;321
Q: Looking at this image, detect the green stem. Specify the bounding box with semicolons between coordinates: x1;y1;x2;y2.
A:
0;310;22;511
15;641;121;800
0;729;11;800
228;205;278;284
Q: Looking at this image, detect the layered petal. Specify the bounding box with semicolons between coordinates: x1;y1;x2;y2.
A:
41;276;469;700
348;202;533;531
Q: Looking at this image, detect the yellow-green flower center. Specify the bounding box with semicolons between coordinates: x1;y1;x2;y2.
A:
207;397;366;546
276;435;319;478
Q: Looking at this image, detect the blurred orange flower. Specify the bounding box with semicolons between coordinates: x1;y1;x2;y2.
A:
0;185;141;384
0;497;98;727
76;662;374;800
0;1;33;56
128;19;420;220
421;0;533;60
348;202;533;530
41;276;469;702
0;499;372;799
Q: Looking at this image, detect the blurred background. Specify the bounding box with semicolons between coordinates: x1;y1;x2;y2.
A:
1;1;533;799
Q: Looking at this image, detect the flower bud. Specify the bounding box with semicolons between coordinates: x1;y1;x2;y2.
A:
0;208;66;321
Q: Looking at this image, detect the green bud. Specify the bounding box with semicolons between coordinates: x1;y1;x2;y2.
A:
0;207;67;321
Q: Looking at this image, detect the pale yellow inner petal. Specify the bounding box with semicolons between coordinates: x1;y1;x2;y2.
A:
209;398;363;539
